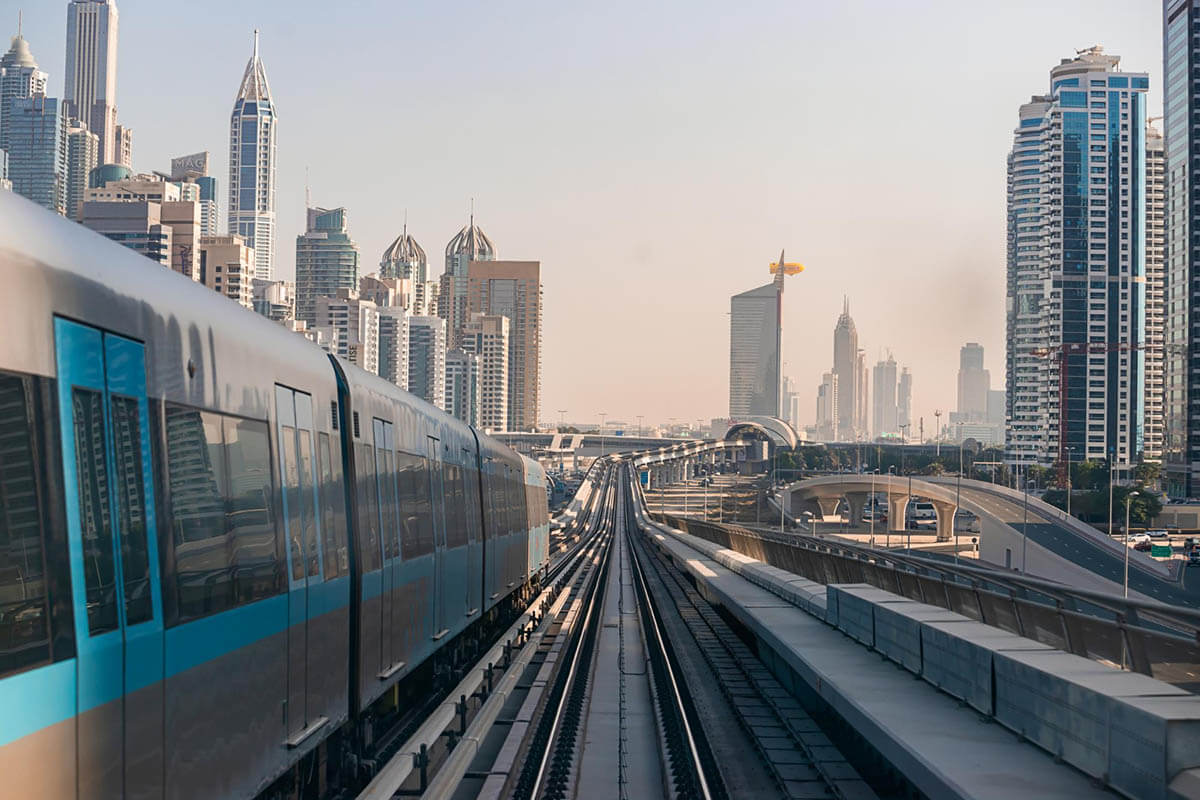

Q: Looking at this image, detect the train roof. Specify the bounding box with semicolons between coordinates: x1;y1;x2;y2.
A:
0;189;333;420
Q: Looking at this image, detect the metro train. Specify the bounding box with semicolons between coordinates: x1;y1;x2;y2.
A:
0;190;550;798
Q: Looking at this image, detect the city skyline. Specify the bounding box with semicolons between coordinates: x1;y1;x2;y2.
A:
6;1;1162;427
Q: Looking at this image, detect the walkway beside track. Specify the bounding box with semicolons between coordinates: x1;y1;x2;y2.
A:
635;518;1119;800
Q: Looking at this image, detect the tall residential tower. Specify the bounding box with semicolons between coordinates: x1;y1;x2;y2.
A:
1005;47;1148;469
228;31;277;280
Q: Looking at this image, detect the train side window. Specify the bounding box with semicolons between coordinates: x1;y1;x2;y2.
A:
398;453;434;558
317;433;341;578
357;443;381;572
109;395;152;625
165;405;280;622
280;428;304;582
0;374;52;676
223;417;279;602
297;431;321;578
445;464;468;549
72;388;119;635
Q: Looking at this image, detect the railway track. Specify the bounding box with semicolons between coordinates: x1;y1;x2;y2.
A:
364;459;881;800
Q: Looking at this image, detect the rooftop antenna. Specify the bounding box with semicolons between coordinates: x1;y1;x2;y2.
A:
253;28;260;59
470;196;475;226
403;208;408;237
305;166;311;210
17;9;22;37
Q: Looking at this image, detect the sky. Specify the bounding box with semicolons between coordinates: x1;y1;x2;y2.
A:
7;0;1163;432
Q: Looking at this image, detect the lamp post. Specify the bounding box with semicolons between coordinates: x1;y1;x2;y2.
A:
1108;450;1115;538
1064;446;1076;519
1021;475;1030;573
870;468;879;547
1124;490;1140;599
907;471;913;553
886;465;896;549
956;423;964;566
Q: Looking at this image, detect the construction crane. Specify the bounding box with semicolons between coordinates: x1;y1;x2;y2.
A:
1029;341;1170;485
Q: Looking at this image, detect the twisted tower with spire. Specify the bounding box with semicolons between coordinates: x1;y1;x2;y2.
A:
228;29;277;279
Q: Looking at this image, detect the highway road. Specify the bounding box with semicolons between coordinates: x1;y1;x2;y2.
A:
951;483;1200;607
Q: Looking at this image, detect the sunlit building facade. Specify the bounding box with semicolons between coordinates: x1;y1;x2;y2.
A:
1005;48;1148;469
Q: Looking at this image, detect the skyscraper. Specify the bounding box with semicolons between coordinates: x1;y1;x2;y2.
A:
467;260;542;432
315;291;380;374
440;214;496;347
64;0;121;164
65;120;98;220
0;25;48;156
898;368;912;430
228;31;277;280
8;96;66;214
295;206;359;325
407;316;447;410
381;221;427;281
1006;47;1148;469
872;354;898;438
445;349;482;428
956;343;990;421
815;372;838;441
171;151;219;236
729;269;784;420
831;298;861;441
1165;1;1198;494
461;313;510;432
377;307;409;389
1146;121;1165;463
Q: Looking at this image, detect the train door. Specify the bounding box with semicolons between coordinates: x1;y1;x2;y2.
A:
275;386;328;746
54;319;164;798
427;436;448;639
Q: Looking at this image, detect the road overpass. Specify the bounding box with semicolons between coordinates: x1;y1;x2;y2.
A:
784;475;1193;603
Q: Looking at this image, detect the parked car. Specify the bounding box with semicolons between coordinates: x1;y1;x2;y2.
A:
1146;529;1171;540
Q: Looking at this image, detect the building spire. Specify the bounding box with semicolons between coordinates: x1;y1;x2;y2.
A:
253;28;259;60
17;9;21;37
843;295;849;316
470;196;475;227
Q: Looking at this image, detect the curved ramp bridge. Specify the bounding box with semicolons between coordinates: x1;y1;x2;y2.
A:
784;475;1186;601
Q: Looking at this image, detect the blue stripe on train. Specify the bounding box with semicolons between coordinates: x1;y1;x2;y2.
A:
0;659;75;748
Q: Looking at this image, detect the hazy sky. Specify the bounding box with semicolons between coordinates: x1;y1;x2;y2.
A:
9;0;1162;431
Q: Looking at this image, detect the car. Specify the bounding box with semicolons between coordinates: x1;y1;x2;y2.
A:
1134;540;1153;552
1189;549;1200;566
1129;532;1152;545
1146;529;1171;540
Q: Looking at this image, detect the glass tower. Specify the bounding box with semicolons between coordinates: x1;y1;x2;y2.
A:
1005;48;1148;469
8;96;67;214
729;272;783;419
228;31;277;280
295;206;359;326
1165;1;1200;495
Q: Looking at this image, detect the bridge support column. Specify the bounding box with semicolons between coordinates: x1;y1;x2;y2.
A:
814;495;842;522
931;500;956;543
844;492;870;529
886;493;910;533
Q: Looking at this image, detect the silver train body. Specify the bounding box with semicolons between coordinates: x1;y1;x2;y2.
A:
0;190;550;798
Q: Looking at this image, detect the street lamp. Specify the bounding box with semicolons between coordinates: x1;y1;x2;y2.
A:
598;412;607;461
886;465;896;549
1021;475;1030;573
1124;490;1140;599
1064;446;1077;519
956;423;964;566
870;468;879;547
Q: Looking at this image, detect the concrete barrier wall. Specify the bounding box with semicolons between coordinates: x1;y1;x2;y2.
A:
826;583;1200;800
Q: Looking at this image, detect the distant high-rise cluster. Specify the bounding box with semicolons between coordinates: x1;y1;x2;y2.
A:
1;5;544;437
811;298;911;443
